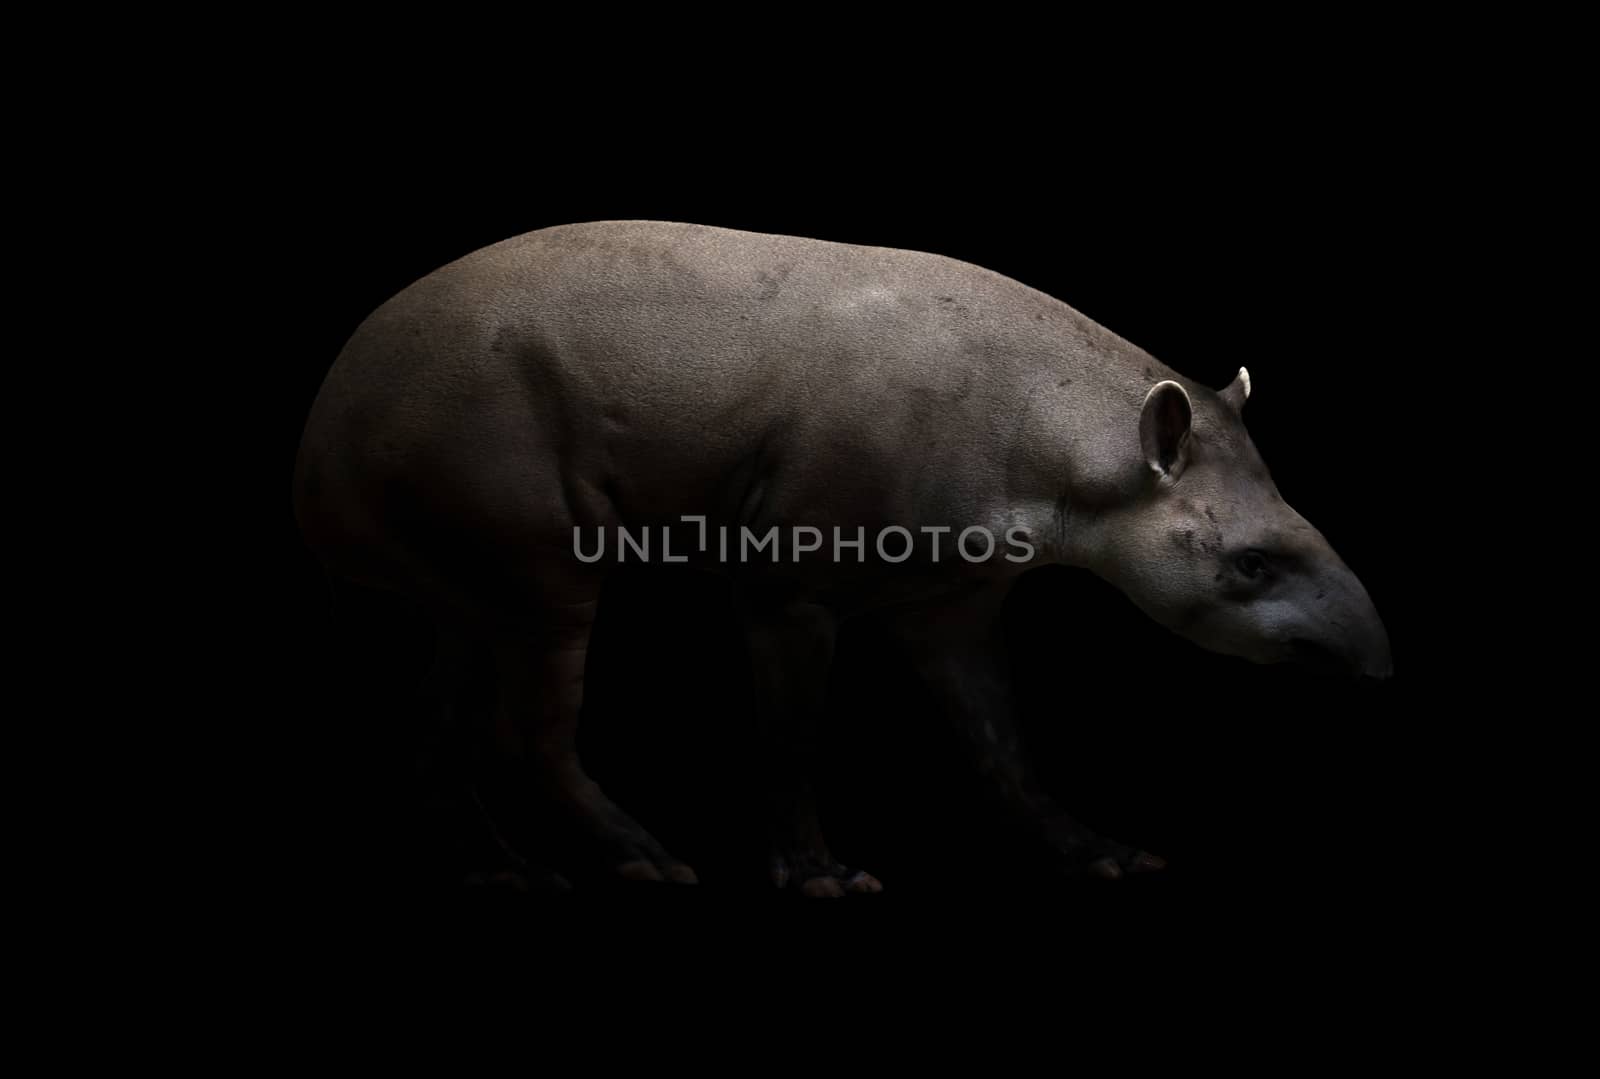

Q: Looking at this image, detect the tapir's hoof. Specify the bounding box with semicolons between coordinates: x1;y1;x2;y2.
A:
464;867;572;893
770;853;883;898
614;858;700;885
1088;857;1122;880
1085;848;1166;880
574;816;698;885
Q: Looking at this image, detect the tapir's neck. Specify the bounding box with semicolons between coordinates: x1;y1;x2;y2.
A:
990;312;1189;569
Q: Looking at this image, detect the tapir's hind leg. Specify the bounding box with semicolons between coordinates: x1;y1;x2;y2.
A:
420;621;571;894
739;587;883;898
483;595;699;886
329;535;698;887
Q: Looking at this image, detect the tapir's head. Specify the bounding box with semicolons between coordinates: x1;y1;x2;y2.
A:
1093;368;1391;680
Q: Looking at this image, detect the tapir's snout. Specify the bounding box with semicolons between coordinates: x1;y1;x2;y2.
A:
1289;562;1392;681
1358;624;1394;682
1290;630;1391;681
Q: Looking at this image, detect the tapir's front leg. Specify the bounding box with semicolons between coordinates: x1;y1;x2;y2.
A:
738;585;884;897
881;580;1165;881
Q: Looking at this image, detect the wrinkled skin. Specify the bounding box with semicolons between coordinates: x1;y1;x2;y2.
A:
296;221;1391;896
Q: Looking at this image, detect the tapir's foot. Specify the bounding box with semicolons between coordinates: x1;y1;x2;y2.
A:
450;785;573;893
487;772;698;888
1040;819;1165;880
464;865;572;893
582;810;699;886
1065;838;1166;881
1083;845;1166;880
511;768;700;886
458;820;573;893
769;848;884;898
610;850;700;885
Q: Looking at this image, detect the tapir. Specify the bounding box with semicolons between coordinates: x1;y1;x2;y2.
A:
294;220;1391;895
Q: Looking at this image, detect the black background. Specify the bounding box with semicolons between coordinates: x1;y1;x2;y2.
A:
256;123;1453;967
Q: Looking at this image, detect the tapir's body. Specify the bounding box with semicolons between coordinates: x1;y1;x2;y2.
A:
296;221;1390;893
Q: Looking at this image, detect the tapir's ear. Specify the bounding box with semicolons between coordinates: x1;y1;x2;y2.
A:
1219;366;1251;413
1140;380;1192;480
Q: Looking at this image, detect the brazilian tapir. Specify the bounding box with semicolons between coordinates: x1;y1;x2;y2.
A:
295;220;1391;895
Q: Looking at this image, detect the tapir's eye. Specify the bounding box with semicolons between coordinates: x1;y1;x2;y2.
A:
1235;552;1267;579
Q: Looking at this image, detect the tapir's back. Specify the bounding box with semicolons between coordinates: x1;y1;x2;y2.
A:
318;221;1089;418
349;219;1066;406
